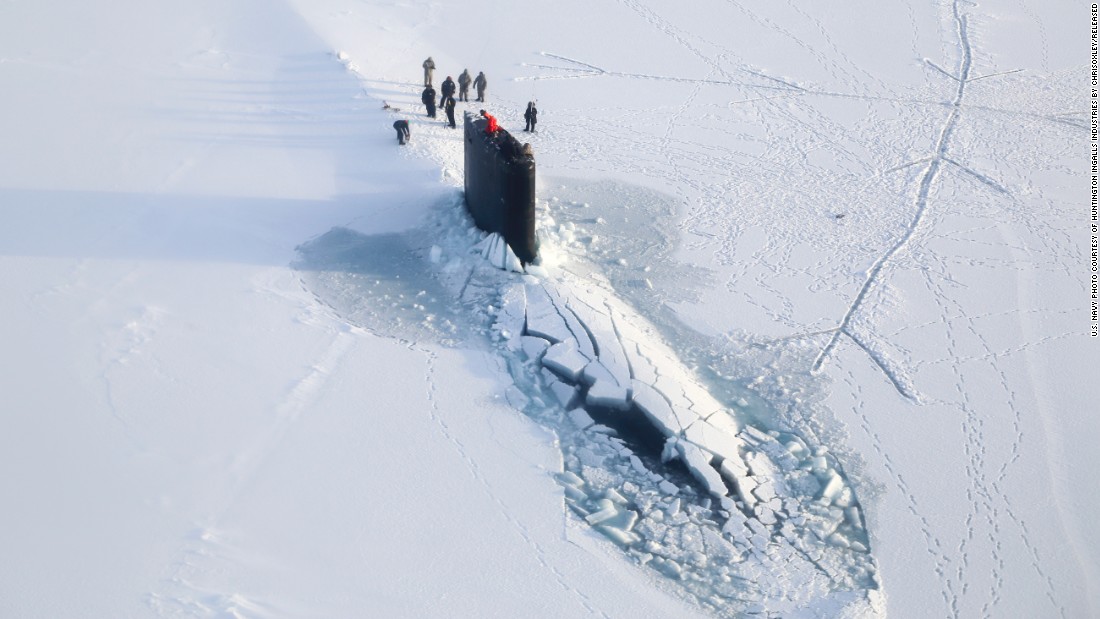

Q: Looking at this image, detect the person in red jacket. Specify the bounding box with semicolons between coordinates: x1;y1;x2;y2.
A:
480;109;499;134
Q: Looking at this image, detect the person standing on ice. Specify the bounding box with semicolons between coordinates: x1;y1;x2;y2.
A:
457;69;472;102
422;56;435;86
393;119;410;145
444;96;457;128
440;76;456;103
473;71;487;102
421;84;437;118
523;101;538;132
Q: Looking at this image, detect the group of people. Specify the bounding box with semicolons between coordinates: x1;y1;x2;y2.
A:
391;56;536;145
423;58;486;102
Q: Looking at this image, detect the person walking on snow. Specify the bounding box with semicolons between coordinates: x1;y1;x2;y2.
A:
421;84;437;118
473;71;487;102
422;56;435;86
393;119;410;145
523;101;538;132
440;76;456;103
444;96;456;128
457;69;472;102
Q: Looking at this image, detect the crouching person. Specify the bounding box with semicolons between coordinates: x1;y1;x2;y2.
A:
393;119;410;145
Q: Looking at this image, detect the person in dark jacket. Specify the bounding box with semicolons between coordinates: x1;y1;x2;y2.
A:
440;76;456;102
457;69;471;102
473;71;487;102
393;119;410;145
422;56;435;86
523;101;538;132
421;85;437;118
444;96;457;128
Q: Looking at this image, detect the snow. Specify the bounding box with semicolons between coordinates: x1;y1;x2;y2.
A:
2;0;1096;617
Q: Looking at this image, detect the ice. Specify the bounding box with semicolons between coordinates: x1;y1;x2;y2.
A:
548;380;579;409
567;300;632;385
495;283;527;345
676;442;729;500
754;505;778;526
744;451;779;481
731;474;759;509
630;380;683;437
680;379;725;418
683;419;745;462
669;404;701;434
541;340;590;383
547;295;597;360
586;379;631;411
6;0;1086;616
581;359;618;387
819;472;844;505
520;335;549;361
604;488;628;505
558;471;585;487
523;283;573;344
568;408;595;430
622;340;659;386
585;499;619;525
752;480;778;504
474;233;524;272
598;525;640;547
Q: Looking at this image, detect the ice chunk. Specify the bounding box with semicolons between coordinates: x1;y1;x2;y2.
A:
495;283;527;345
564;485;587;502
819;471;844;504
744;451;779;480
670;405;701;431
704;410;741;436
655;374;693;410
676;442;729;499
585;499;618;525
520;335;549;361
604;489;628;505
730;473;758;508
581;360;618;387
568;300;632;385
630;380;682;437
568;408;595;430
811;456;829;473
543;287;596;358
598;525;639;547
542;340;590;383
683;419;745;462
505;385;530;410
754;505;777;526
746;517;771;539
524;283;573;343
739;425;773;447
623;341;659;385
752;480;777;503
680;379;724;418
475;233;524;272
549;380;579;408
718;454;749;480
557;471;584;487
658;480;679;495
586;379;631;411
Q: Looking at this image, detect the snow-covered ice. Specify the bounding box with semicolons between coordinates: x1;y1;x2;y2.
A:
2;0;1096;617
